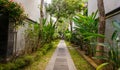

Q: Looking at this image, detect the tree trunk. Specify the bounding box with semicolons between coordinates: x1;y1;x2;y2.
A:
70;20;73;32
96;0;106;64
40;0;44;20
53;17;59;28
37;0;44;48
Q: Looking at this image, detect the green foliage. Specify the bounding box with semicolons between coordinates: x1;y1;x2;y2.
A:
111;20;120;41
64;0;83;16
46;0;67;18
14;58;26;68
23;55;34;65
0;41;57;70
3;62;16;70
34;51;43;61
46;0;84;24
94;20;120;70
24;23;39;53
73;10;98;38
66;41;94;70
24;40;60;70
94;42;120;70
96;63;109;70
72;11;100;56
53;33;59;39
64;30;72;41
0;0;26;24
40;18;56;44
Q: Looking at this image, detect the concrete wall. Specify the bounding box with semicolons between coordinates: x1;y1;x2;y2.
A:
105;14;120;42
14;22;28;55
11;0;41;55
13;0;40;22
88;0;120;15
88;0;120;43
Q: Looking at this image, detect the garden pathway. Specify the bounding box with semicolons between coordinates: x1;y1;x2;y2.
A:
45;40;77;70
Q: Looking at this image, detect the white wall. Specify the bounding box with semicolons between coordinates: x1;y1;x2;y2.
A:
88;0;120;15
88;0;120;43
12;0;41;55
14;0;40;22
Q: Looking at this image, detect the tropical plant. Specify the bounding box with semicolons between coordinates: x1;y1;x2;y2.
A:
95;20;120;70
96;63;109;70
72;11;103;56
96;0;106;64
38;18;56;46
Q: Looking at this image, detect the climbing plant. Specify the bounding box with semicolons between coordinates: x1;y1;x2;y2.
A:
0;0;26;26
24;23;39;53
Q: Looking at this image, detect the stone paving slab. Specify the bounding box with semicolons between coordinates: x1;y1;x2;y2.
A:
45;40;77;70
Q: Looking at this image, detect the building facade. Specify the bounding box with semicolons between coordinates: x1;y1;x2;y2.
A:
88;0;120;42
0;0;47;61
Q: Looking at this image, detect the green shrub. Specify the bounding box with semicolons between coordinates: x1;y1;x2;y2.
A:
14;58;25;68
0;56;34;70
0;64;3;70
47;43;53;51
35;52;43;61
42;49;46;55
23;55;34;65
3;62;16;70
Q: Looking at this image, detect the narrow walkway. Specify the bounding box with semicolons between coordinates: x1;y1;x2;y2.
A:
45;40;77;70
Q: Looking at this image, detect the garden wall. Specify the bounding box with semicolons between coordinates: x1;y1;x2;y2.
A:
88;0;120;15
13;0;40;22
88;0;120;42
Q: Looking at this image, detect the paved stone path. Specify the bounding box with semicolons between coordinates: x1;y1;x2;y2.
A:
45;40;77;70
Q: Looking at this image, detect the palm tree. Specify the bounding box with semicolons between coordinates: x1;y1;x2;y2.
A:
40;0;44;19
37;0;44;47
96;0;106;64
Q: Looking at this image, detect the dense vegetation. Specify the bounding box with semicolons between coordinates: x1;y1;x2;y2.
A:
0;0;120;70
0;0;26;25
46;0;120;70
0;40;59;70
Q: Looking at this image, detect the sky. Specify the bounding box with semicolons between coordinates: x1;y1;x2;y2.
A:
45;0;51;4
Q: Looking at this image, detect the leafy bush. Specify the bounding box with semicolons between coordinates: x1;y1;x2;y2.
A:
24;23;39;53
14;58;26;68
0;0;26;24
34;43;53;61
2;62;16;70
0;64;3;70
23;55;34;65
72;11;101;56
34;52;43;61
64;30;72;41
0;41;55;70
